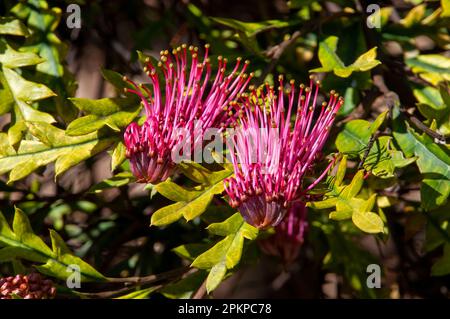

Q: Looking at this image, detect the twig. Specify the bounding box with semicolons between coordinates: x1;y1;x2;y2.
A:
192;278;208;299
78;284;163;299
257;11;356;85
75;267;193;299
373;75;447;144
401;109;446;144
106;266;191;285
257;30;301;85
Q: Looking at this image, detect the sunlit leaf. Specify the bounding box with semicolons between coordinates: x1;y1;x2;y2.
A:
210;17;298;37
0;121;117;182
0;207;106;282
11;0;78;122
66;97;141;136
88;172;134;194
311;36;381;78
0;40;44;68
0;17;29;36
406;55;450;85
206;262;226;293
352;211;384;234
392;106;450;210
151;163;233;226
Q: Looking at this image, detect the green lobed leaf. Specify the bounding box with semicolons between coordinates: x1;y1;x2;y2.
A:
151;164;234;226
3;67;56;103
308;163;385;233
210;17;298;37
0;207;106;282
311;36;381;78
192;213;258;271
335;119;371;157
336;114;414;178
443;0;450;17
406;54;450;85
392;106;450;210
160;270;208;299
1;66;56;146
172;243;213;261
207;212;258;239
206;262;227;293
0;17;29;36
0;121;117;183
88;172;135;194
66;97;141;136
0;40;44;68
352;211;385;234
11;0;78;123
0;71;14;116
400;4;426;27
415;85;450;136
178;161;233;184
110;141;127;172
188;214;258;294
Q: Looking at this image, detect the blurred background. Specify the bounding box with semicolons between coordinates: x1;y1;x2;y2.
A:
0;0;449;299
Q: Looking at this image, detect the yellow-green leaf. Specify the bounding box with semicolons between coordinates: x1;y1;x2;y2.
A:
206;262;227;293
311;36;380;78
0;208;106;282
0;41;44;68
66;97;141;136
151;202;186;226
352;211;384;233
0;17;29;36
111;141;126;171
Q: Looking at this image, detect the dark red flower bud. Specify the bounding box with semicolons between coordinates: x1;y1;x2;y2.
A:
0;273;56;300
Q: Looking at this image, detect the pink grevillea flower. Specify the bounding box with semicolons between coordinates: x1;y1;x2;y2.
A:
259;201;308;265
124;44;253;183
224;76;343;229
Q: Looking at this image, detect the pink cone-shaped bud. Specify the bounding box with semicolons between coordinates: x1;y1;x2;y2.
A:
259;201;308;265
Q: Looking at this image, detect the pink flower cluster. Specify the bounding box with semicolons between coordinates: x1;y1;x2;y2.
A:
123;45;343;256
224;76;343;229
124;44;253;183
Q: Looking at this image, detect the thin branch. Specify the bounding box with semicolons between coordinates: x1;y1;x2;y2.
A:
192;278;208;299
373;75;447;144
257;30;301;85
257;11;356;85
78;284;163;299
75;267;193;299
401;109;447;144
106;266;191;285
358;131;381;170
